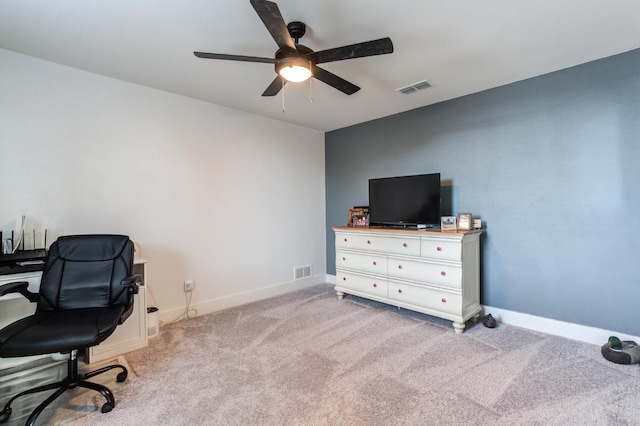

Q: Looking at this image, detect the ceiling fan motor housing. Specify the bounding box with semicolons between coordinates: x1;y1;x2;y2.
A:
275;43;313;76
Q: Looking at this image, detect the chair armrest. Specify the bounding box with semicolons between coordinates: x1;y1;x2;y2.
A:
120;274;142;294
0;281;38;302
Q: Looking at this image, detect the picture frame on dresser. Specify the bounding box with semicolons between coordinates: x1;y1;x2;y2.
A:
347;208;366;226
441;216;457;231
456;213;473;231
353;212;368;227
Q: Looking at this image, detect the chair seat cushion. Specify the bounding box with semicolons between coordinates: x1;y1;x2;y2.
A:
0;305;125;357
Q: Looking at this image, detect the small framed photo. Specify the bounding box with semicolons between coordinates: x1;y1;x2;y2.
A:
441;216;457;231
353;212;369;227
348;208;366;227
457;213;473;231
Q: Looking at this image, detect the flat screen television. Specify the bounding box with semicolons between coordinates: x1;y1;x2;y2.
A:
368;173;441;229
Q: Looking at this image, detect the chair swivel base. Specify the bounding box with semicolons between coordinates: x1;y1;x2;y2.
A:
0;351;128;426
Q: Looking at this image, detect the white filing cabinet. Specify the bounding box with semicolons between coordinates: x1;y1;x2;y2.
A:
333;227;482;333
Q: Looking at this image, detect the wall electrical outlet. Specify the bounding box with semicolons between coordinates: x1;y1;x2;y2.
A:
184;279;195;292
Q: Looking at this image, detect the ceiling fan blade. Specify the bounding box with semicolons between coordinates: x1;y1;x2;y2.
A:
262;76;287;96
194;52;276;64
250;0;296;53
312;66;360;95
307;37;394;64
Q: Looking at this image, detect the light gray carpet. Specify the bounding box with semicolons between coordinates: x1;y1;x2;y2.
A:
1;355;132;426
4;284;640;425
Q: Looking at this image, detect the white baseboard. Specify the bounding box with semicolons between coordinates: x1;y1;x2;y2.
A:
158;273;638;347
483;305;640;346
157;275;327;326
326;274;638;346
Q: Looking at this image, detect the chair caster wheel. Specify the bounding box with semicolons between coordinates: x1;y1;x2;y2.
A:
116;371;128;382
101;403;114;413
0;407;12;423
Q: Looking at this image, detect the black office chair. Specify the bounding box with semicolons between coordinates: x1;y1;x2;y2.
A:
0;234;140;426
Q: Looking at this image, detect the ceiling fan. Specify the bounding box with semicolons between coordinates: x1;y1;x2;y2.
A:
194;0;394;96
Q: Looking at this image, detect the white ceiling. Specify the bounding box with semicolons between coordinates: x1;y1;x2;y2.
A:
2;1;639;132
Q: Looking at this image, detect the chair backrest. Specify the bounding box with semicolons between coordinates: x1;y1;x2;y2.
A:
37;235;135;312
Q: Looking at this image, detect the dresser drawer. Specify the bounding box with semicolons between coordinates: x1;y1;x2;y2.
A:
387;258;462;289
387;282;461;316
420;238;462;262
335;270;388;298
336;250;387;275
335;232;420;256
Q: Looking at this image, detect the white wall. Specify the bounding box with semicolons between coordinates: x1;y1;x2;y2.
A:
0;49;327;323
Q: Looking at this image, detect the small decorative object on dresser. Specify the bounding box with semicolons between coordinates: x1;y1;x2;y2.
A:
441;216;457;231
353;213;369;227
456;213;473;231
347;208;366;226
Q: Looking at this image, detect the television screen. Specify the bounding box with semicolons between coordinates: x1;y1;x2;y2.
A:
368;173;441;228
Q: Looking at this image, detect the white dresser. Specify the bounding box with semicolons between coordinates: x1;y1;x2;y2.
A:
333;227;482;333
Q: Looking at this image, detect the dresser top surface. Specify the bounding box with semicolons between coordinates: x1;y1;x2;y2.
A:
332;226;482;237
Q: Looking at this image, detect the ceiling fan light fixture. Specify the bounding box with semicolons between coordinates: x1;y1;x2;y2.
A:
279;65;312;82
276;57;312;82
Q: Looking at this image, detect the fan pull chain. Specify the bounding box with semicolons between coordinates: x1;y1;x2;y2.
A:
308;61;314;103
281;78;286;113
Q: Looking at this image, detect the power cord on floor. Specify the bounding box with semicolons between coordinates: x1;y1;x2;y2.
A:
169;290;198;324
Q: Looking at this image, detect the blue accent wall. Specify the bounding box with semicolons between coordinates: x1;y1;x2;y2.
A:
325;48;640;336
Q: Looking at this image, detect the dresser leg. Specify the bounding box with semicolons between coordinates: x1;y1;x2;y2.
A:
336;291;345;300
452;321;465;334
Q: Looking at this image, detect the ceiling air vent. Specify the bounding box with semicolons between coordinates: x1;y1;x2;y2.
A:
396;80;432;94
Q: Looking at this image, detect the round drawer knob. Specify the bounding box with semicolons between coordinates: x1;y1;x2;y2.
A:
342;277;347;281
441;297;447;303
342;257;346;261
344;238;348;242
367;240;371;244
372;261;377;266
373;283;377;288
441;271;446;276
402;243;407;247
398;265;403;269
437;246;442;251
398;289;403;294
